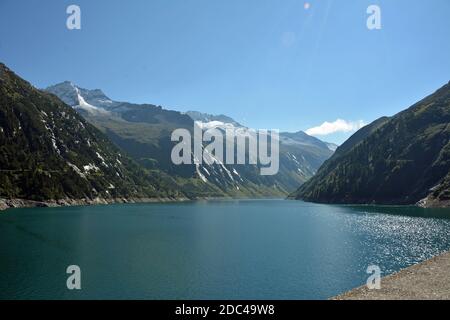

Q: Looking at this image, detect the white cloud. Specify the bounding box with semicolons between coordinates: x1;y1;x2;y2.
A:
306;119;366;136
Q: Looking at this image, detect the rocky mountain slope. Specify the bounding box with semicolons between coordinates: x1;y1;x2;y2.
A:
0;63;183;202
290;81;450;207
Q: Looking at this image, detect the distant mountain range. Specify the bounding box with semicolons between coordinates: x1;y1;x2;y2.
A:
46;80;334;198
290;81;450;208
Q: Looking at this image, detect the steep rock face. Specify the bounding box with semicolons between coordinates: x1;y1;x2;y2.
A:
290;82;450;206
0;63;182;201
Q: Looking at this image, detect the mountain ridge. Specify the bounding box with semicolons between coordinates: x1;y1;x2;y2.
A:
290;81;450;207
0;62;185;204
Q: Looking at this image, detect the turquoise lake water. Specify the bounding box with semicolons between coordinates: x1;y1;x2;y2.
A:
1;199;450;300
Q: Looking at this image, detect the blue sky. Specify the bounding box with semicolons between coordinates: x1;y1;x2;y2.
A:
0;0;449;143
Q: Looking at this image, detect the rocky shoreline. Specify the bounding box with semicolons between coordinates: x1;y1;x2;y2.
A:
416;196;450;209
4;196;449;212
334;251;450;300
0;195;280;212
0;196;192;212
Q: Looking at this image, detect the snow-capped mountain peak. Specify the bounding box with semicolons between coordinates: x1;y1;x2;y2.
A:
46;82;116;113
